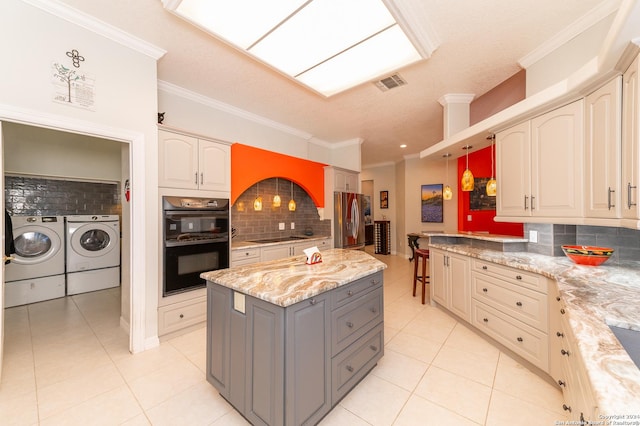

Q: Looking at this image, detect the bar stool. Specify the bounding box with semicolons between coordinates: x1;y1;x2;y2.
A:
413;248;430;304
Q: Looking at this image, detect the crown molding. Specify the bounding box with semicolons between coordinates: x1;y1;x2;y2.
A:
158;80;315;140
518;0;620;69
22;0;166;60
438;93;476;106
383;0;440;58
362;160;396;169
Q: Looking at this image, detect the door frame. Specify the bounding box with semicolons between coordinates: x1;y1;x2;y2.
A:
0;103;149;359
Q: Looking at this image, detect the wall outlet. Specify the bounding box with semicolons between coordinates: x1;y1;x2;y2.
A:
467;215;472;221
529;230;538;243
291;222;295;230
278;222;285;230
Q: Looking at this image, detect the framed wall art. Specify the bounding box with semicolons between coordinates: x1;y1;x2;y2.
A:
469;177;497;211
421;184;443;223
380;190;388;209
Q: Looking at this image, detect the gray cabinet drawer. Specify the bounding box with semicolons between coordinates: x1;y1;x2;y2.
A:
332;271;382;309
332;323;383;405
332;288;383;354
472;259;547;294
472;273;548;331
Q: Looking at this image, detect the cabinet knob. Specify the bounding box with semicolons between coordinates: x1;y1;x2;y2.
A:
346;365;354;373
558;380;566;387
482;288;488;293
516;301;523;307
482;265;488;270
179;314;184;319
517;337;523;342
515;275;522;280
309;298;316;305
369;345;378;351
483;318;489;323
560;308;566;315
371;279;379;286
556;331;564;338
562;404;572;413
561;349;570;356
346;321;354;328
556;296;561;302
347;290;353;296
370;307;377;314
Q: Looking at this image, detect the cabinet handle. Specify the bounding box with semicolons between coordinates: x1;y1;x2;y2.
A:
200;172;203;185
369;345;378;351
517;337;523;342
531;195;535;210
556;331;564;338
562;404;572;413
628;182;637;208
194;172;198;185
371;279;379;286
524;195;528;210
347;290;353;296
516;301;523;307
346;365;354;373
560;308;565;315
558;380;566;387
179;314;184;319
309;298;316;305
608;187;615;210
370;307;378;314
515;275;522;280
483;318;489;323
561;349;570;356
482;265;488;270
346;321;354;328
482;288;488;293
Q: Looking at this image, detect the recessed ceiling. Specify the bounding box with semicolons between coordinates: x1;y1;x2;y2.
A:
56;0;613;167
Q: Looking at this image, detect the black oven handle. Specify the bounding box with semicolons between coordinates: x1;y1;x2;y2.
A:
164;210;228;216
165;238;229;248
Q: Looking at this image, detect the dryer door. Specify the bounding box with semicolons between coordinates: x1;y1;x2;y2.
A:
11;225;63;266
70;223;119;258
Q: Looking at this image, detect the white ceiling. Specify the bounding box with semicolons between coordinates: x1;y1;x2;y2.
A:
58;0;610;167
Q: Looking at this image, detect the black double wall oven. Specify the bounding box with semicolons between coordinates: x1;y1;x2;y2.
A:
163;196;229;296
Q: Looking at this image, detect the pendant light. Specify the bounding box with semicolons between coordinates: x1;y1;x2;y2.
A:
486;135;497;197
443;153;453;200
273;178;282;207
288;180;296;212
461;145;474;192
253;181;263;211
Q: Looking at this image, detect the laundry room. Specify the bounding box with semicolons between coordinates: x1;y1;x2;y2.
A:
3;122;129;312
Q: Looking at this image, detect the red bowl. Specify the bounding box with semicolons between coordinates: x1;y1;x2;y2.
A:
561;245;614;266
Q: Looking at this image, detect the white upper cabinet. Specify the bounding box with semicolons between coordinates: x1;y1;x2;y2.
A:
585;76;622;219
159;129;230;192
496;100;584;219
622;55;640;221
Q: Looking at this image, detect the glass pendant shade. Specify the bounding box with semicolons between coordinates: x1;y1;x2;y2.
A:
273;178;281;207
254;182;263;211
237;201;245;212
443;185;453;200
288;181;296;211
461;146;474;192
486;135;497;196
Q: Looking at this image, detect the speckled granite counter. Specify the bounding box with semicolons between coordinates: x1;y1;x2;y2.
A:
202;248;387;307
429;241;640;416
231;235;330;250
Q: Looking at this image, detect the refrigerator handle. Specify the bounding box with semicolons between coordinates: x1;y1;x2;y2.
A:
351;198;359;239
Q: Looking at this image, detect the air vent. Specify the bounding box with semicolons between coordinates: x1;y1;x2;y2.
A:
374;73;407;91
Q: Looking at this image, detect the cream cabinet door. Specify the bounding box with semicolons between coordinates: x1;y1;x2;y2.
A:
496;121;531;217
159;130;198;189
448;253;471;322
585;77;622;218
429;249;447;307
530;100;584;217
622;55;640;219
199;139;230;192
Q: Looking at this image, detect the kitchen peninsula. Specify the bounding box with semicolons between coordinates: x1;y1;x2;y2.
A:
202;249;387;426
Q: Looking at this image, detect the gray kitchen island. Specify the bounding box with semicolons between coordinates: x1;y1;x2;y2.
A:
202;249;387;426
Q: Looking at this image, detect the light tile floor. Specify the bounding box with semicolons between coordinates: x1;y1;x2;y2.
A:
1;249;568;425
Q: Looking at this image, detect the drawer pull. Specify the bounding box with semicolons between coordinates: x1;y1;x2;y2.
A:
346;321;354;328
310;298;316;305
369;345;378;351
482;265;488;270
347;290;353;296
561;349;570;356
179;314;184;319
556;296;561;302
562;404;572;413
370;307;377;314
515;275;522;280
371;279;379;286
517;337;523;342
556;331;564;338
516;301;523;307
560;308;566;315
558;380;566;387
346;365;354;373
483;318;489;323
482;288;488;293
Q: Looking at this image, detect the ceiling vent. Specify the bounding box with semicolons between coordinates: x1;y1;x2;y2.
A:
374;73;407;91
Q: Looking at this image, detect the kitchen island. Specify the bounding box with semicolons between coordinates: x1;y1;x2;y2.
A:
202;249;387;426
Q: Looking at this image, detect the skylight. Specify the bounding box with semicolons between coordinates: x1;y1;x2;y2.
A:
163;0;431;97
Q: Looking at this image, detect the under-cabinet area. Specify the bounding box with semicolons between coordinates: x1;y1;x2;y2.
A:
427;235;640;424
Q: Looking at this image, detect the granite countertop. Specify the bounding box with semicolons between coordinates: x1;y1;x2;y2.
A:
202;248;387;307
232;235;330;250
428;242;640;416
421;231;529;243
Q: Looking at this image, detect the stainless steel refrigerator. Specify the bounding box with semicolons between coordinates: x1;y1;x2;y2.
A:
334;192;365;250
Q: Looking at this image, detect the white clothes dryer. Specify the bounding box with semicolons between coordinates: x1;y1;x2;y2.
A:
4;215;66;307
65;215;120;295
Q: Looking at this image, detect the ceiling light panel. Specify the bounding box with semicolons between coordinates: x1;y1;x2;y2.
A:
166;0;425;97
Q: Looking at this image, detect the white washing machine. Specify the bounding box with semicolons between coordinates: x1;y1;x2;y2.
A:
65;214;120;295
4;215;66;307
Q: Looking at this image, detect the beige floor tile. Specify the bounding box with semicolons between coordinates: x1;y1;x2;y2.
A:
120;414;152;426
385;329;443;364
0;388;39;426
402;307;457;345
372;348;429;391
318;405;371;425
145;381;236;426
414;365;492;424
383;324;400;345
39;385;143;426
338;374;411;426
394;394;481;426
444;322;501;359
493;353;565;414
485;389;567;426
432;345;499;387
115;342;189;382
209;409;252;425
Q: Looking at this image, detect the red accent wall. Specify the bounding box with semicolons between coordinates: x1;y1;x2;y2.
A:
231;144;327;207
457;146;523;236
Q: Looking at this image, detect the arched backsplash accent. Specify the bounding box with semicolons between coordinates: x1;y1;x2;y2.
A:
231;143;327;207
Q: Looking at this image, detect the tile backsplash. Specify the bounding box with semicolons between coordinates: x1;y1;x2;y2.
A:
5;175;121;217
524;223;640;263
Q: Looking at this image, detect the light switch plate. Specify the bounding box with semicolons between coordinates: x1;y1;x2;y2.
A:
291;222;295;230
278;222;285;230
233;292;245;314
529;230;538;243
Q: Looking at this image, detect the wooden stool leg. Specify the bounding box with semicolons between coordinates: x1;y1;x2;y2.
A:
421;255;427;304
412;254;418;297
